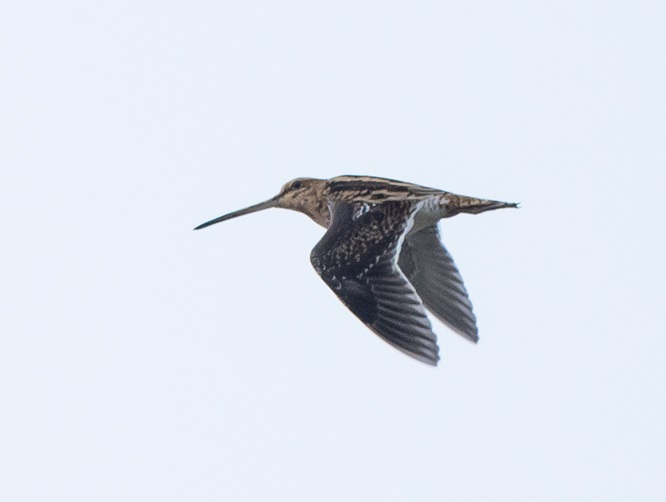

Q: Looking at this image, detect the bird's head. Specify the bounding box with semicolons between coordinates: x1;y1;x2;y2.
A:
194;177;329;230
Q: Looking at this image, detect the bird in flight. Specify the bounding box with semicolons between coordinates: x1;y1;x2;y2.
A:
195;175;517;365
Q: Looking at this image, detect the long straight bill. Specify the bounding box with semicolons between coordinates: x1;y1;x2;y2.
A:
194;197;278;230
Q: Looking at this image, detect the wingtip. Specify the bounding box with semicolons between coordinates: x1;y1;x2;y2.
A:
416;350;440;366
415;355;439;367
447;325;478;344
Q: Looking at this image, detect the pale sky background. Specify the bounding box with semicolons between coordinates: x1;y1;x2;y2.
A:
2;1;665;501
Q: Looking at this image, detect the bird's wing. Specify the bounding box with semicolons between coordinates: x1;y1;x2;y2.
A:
310;201;439;365
398;225;478;342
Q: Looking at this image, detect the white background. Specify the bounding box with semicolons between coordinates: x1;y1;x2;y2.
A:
2;1;665;500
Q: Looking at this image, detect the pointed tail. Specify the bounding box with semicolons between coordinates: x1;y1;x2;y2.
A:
445;194;520;216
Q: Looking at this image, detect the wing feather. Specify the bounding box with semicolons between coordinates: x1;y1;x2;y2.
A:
310;201;440;365
398;225;478;342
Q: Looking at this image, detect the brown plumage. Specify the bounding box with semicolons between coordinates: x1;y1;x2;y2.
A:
195;175;518;365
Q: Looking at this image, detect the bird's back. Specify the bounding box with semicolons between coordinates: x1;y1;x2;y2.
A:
325;175;445;204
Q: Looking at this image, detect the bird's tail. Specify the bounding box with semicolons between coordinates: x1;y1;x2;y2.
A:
444;194;519;217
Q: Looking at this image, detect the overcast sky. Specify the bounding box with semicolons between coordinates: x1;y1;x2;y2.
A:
2;1;665;501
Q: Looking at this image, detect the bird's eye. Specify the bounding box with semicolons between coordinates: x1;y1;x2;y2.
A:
292;181;302;189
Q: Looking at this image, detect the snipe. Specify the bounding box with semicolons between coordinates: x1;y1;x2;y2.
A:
195;175;518;366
